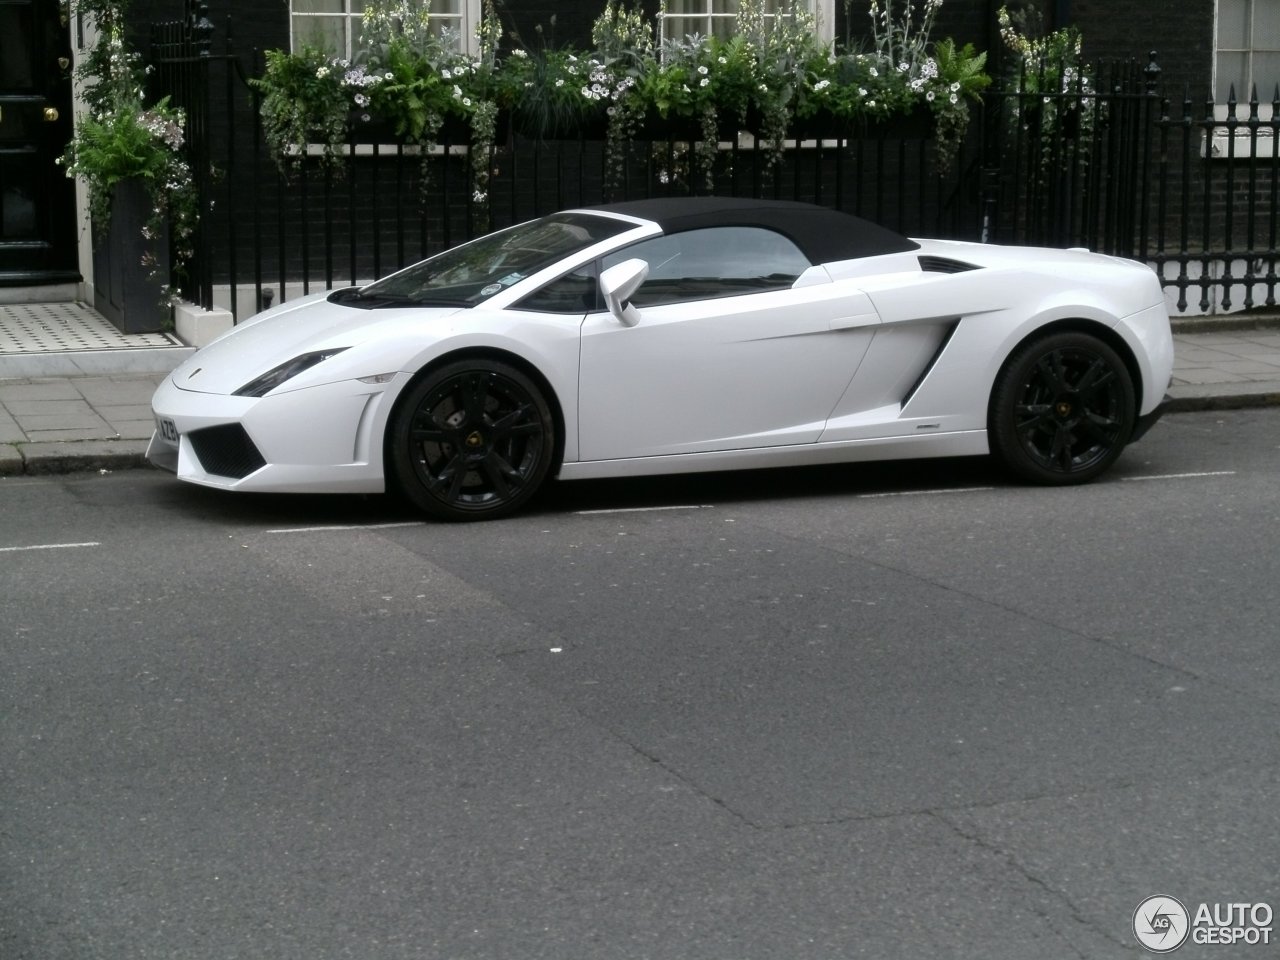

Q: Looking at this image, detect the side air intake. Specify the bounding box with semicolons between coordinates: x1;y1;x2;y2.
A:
918;255;981;274
188;424;267;479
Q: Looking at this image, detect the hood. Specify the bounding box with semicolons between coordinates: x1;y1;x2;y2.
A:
172;293;464;395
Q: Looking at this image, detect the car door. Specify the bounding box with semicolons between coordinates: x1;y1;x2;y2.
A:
578;226;880;462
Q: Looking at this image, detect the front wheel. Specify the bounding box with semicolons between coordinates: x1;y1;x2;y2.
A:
389;359;555;521
989;331;1136;485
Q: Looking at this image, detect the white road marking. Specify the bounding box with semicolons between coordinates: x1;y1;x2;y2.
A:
265;522;423;534
1122;471;1237;481
857;487;994;499
575;504;712;515
0;541;101;553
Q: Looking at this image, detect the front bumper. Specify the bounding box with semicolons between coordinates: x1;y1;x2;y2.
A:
147;371;409;494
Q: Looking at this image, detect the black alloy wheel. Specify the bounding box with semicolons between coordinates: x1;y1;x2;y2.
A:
989;331;1136;484
390;359;555;520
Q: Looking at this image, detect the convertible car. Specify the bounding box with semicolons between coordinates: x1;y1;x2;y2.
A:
148;197;1173;520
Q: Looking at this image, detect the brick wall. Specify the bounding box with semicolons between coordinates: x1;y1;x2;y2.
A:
1071;0;1213;96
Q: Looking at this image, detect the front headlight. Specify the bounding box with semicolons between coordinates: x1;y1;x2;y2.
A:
232;349;349;398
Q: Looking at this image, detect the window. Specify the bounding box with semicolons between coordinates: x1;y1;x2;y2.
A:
659;0;834;45
290;0;478;59
515;265;601;314
1216;0;1280;102
600;227;810;307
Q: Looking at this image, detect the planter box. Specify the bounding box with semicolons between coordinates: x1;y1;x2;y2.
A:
92;179;171;335
347;109;508;146
635;109;745;143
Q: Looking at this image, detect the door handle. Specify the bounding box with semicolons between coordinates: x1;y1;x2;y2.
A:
828;313;878;331
58;57;71;70
44;107;60;122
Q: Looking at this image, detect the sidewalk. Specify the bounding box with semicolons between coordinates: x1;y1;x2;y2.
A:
2;319;1280;477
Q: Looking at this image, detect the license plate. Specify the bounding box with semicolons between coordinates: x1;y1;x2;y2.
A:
156;417;179;443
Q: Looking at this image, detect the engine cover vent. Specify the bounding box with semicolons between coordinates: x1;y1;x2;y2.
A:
918;255;981;274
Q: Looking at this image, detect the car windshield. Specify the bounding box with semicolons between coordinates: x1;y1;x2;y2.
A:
356;212;632;307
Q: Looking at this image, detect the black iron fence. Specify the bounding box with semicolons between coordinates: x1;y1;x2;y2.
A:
149;10;1280;322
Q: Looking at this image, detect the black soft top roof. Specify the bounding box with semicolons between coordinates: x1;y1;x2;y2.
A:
584;197;919;264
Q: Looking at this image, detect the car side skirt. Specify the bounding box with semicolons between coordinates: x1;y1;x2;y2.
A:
557;430;989;481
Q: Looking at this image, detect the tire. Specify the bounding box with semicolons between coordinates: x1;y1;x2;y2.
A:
389;359;555;521
989;331;1136;485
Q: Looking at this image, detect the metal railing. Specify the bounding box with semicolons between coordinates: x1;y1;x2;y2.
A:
148;7;1278;320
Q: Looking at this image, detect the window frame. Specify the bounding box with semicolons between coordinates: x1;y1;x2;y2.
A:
289;0;480;59
1210;0;1279;158
658;0;834;46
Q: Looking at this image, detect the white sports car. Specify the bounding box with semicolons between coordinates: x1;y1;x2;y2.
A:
148;197;1173;520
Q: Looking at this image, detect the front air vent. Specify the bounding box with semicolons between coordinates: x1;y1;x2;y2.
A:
188;424;267;479
918;255;982;274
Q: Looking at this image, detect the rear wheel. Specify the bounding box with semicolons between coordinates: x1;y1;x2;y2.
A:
989;331;1135;484
389;359;555;521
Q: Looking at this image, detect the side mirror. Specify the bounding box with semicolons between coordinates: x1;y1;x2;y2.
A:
599;258;649;327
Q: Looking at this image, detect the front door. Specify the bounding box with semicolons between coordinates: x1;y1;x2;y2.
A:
578;226;881;462
0;0;78;284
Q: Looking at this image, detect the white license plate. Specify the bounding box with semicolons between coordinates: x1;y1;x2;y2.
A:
156;417;179;443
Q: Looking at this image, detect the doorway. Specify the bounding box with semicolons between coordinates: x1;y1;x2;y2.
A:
0;0;78;285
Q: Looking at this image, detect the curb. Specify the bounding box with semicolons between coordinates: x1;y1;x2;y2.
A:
1170;314;1280;334
1165;390;1280;412
1;440;151;478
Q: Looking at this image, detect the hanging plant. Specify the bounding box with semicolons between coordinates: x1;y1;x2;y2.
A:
59;0;198;311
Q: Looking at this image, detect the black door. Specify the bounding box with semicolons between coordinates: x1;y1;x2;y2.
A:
0;0;78;284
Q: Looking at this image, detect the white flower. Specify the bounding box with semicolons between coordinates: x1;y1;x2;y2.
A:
926;90;936;101
555;78;565;87
316;66;330;79
384;72;394;80
950;82;961;92
869;67;878;77
858;87;868;96
462;97;472;107
354;93;369;107
700;77;709;87
442;69;452;79
698;65;708;75
582;86;591;97
512;48;528;58
949;92;958;104
718;56;727;64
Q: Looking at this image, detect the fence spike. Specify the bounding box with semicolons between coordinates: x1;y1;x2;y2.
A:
193;1;213;57
1144;51;1161;95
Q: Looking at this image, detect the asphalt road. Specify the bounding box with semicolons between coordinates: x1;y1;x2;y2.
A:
3;409;1278;959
